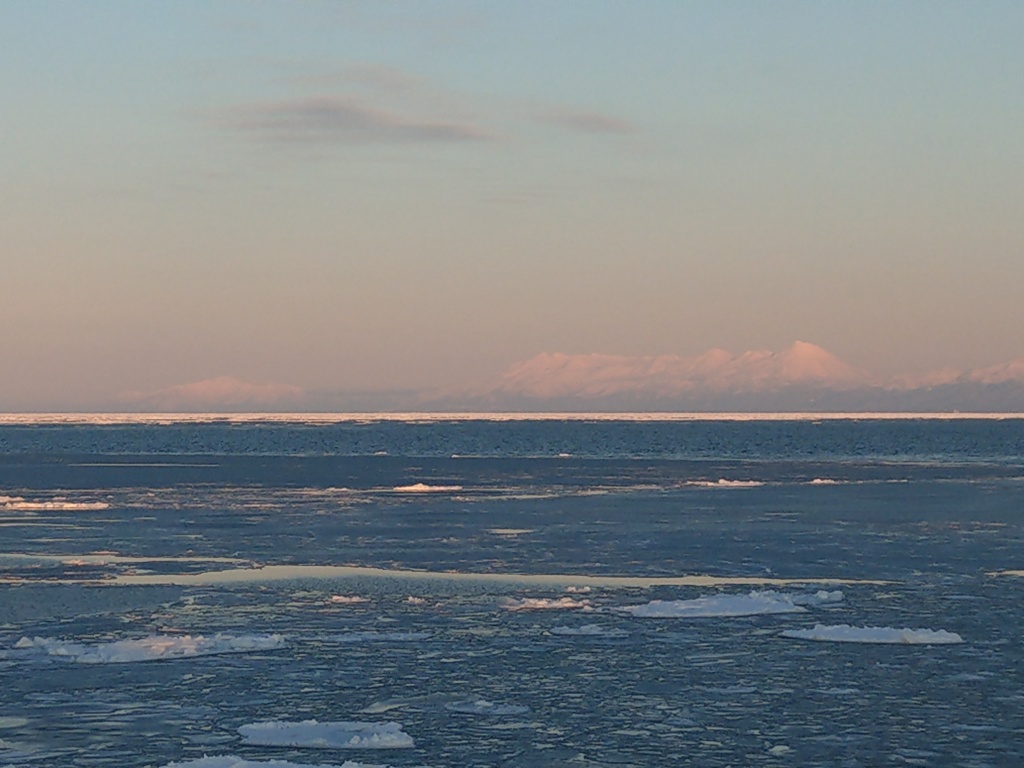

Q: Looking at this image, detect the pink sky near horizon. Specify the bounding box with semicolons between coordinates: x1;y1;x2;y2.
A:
2;3;1023;411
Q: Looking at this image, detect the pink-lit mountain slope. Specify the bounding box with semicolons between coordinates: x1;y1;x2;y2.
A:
479;341;871;400
428;343;1024;411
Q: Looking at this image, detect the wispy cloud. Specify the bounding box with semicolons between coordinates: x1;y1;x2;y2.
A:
217;95;491;145
538;109;638;135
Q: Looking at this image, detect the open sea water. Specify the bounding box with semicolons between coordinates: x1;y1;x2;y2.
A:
1;415;1023;767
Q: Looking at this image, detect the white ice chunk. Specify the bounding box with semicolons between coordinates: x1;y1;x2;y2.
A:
780;624;964;644
12;633;285;663
622;590;842;618
549;624;628;638
687;479;764;488
391;483;462;493
445;700;530;715
359;701;407;715
161;757;387;768
501;597;592;612
1;495;109;511
238;720;414;749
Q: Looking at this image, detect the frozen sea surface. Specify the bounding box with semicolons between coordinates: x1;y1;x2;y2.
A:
10;633;286;664
620;589;843;618
1;416;1023;766
779;624;964;644
162;758;387;768
237;720;414;750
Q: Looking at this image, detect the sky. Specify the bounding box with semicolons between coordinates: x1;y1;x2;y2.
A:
2;1;1023;410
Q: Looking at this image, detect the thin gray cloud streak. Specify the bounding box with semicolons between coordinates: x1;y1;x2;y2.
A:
540;109;638;135
219;95;491;144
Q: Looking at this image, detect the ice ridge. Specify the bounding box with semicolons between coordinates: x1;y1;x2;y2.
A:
11;633;285;663
238;720;414;749
780;624;964;644
623;589;842;618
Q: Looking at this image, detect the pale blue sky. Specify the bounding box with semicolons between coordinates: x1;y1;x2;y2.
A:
2;1;1023;409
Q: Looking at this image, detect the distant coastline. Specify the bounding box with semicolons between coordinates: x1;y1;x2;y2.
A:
2;411;1024;425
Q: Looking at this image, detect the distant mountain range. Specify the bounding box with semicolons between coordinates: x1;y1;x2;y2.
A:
112;342;1024;412
424;342;1024;412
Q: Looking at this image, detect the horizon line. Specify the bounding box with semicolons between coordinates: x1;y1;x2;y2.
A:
2;411;1024;425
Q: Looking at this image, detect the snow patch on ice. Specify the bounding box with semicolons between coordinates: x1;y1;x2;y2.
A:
501;597;592;612
161;756;386;768
238;720;414;749
11;633;285;663
780;624;964;644
622;590;842;618
445;700;530;715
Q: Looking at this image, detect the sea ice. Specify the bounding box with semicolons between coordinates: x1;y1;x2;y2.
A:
687;479;765;488
12;633;285;663
238;720;414;749
989;569;1024;578
108;561;876;588
161;758;387;768
549;624;628;638
359;701;408;715
391;483;463;493
445;700;530;715
780;624;964;644
622;590;842;618
501;597;592;611
328;595;369;604
1;495;109;511
327;631;432;643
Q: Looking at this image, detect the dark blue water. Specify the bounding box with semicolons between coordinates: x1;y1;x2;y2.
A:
1;417;1022;767
2;417;1022;462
